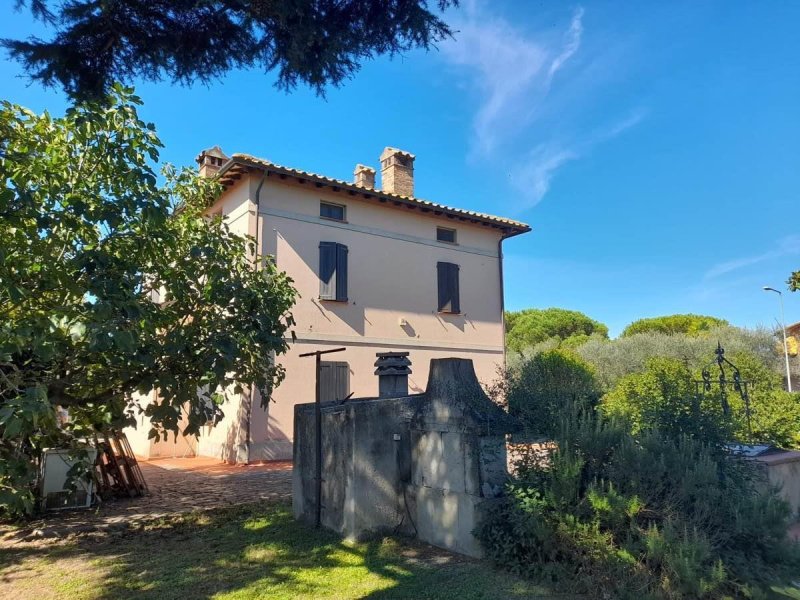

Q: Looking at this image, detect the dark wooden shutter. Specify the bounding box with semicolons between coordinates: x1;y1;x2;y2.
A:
449;263;460;313
335;244;348;302
319;242;337;299
320;361;350;402
437;262;460;313
437;262;448;311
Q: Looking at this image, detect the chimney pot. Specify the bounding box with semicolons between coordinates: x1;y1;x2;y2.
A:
379;147;415;196
374;351;412;397
195;145;229;178
353;164;376;188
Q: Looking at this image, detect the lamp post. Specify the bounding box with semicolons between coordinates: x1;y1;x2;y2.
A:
763;286;793;392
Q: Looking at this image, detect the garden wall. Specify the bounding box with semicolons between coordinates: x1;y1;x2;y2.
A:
292;357;519;557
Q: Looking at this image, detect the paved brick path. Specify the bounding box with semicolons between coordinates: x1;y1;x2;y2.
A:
1;458;292;542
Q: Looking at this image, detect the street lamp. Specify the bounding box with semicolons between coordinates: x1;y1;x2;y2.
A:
763;286;793;392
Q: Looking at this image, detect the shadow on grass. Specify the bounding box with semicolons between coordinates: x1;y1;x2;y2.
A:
0;501;564;600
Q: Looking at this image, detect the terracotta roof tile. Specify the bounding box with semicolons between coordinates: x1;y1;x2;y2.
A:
218;153;531;236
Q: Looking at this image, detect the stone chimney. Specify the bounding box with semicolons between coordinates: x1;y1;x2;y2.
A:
380;147;415;196
353;164;376;188
195;145;229;178
374;352;412;397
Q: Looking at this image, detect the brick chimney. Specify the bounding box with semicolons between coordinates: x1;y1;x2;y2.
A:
353;164;376;188
380;147;415;196
195;145;229;178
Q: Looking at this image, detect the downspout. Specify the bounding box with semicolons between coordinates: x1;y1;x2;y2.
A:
498;237;508;367
498;229;527;367
245;170;268;463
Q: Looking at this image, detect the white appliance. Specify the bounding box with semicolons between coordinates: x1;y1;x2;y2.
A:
40;448;98;510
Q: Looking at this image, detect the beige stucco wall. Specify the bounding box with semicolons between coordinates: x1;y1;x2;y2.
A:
248;176;507;460
125;390;197;460
757;452;800;519
137;171;511;462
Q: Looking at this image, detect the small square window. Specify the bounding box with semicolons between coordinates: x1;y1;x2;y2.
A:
436;227;457;244
320;201;346;222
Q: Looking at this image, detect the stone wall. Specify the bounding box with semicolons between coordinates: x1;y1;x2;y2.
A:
293;357;519;557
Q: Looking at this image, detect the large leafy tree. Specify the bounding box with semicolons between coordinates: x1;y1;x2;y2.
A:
505;307;608;353
621;313;728;337
4;0;458;99
0;87;296;515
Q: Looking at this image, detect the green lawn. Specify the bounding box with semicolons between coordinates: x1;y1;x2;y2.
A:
0;502;561;600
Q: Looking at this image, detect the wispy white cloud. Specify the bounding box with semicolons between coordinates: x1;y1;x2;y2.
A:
704;235;800;279
442;5;554;156
443;4;585;156
510;108;646;207
441;3;644;209
509;144;577;206
546;8;585;86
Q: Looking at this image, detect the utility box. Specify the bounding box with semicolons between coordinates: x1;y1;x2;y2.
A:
40;448;98;510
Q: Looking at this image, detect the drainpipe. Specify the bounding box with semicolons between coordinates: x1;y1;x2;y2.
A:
245;171;268;463
498;229;527;367
498;237;507;367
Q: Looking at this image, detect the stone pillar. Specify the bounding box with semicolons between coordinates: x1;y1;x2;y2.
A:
374;352;412;397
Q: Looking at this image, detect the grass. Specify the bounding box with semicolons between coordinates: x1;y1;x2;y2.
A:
0;501;563;600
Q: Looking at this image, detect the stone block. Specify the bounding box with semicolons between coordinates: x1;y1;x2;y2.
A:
412;431;466;493
414;485;483;558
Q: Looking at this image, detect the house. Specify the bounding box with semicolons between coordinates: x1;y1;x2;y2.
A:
787;322;800;357
126;146;530;462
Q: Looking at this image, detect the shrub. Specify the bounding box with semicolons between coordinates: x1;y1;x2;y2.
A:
749;390;800;448
477;404;800;598
621;314;729;337
601;357;732;443
505;350;601;437
600;353;800;448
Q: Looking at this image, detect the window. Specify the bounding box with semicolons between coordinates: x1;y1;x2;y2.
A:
319;242;348;301
437;262;460;313
320;201;346;222
320;361;350;402
436;226;457;244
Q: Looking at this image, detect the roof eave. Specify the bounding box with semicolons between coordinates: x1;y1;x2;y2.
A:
217;155;531;236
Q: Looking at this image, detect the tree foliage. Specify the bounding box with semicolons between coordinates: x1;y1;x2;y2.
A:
621;313;728;338
4;0;458;100
505;308;608;354
788;271;800;292
601;354;800;448
505;350;600;437
577;325;780;390
601;357;732;443
0;87;297;515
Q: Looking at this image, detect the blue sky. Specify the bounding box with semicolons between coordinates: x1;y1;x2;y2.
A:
2;1;799;336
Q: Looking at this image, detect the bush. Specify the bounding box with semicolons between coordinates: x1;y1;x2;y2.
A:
600;353;800;448
601;357;732;443
622;314;729;337
477;404;800;598
505;308;608;353
505;350;601;437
